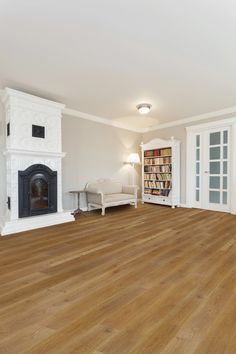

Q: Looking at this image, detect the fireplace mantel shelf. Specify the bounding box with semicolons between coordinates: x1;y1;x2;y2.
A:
3;149;66;158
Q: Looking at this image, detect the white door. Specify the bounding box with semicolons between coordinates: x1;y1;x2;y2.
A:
193;127;230;212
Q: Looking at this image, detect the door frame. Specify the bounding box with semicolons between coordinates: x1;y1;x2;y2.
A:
186;117;236;214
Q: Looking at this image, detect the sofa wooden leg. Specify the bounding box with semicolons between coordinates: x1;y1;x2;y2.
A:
135;200;138;208
101;207;105;216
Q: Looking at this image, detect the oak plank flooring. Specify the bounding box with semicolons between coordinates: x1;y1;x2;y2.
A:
1;204;236;353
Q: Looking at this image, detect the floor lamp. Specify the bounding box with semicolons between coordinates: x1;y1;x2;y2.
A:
127;153;140;186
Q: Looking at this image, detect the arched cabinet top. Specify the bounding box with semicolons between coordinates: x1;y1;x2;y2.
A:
140;137;180;150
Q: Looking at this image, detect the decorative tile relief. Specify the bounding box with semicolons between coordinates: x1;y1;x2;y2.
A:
8;107;61;152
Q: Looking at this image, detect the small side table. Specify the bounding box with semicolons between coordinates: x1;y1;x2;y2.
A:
69;190;87;215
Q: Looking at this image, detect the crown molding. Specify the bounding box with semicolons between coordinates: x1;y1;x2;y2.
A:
185;116;236;131
63;105;236;134
143;106;236;132
63;107;143;133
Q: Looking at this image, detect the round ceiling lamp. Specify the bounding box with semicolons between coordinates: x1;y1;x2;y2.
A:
136;103;152;115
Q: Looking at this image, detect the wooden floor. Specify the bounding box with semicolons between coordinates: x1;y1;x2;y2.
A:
1;204;236;354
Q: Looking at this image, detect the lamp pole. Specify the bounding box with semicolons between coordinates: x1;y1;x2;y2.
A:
127;153;140;186
131;162;135;186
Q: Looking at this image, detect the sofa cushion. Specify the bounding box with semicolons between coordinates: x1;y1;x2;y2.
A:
104;193;134;203
87;181;122;194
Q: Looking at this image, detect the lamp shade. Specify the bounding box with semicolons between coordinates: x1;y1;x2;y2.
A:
128;153;140;164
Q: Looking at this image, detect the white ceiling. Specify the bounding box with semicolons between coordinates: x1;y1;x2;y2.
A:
0;0;236;131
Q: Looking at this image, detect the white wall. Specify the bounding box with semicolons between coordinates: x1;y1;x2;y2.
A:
0;102;6;224
62;115;142;210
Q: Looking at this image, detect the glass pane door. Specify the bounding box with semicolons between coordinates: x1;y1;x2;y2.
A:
206;128;229;211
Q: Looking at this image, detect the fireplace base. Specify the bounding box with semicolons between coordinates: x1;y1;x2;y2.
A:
0;211;74;236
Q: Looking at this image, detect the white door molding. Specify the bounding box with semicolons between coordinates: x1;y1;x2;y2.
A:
186;117;236;214
230;122;236;214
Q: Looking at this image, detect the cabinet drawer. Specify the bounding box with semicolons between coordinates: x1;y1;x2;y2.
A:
143;194;171;206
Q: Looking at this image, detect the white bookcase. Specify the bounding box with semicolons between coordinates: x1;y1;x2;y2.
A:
141;137;180;208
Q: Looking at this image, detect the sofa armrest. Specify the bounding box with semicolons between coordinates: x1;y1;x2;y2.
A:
122;185;139;196
85;187;104;205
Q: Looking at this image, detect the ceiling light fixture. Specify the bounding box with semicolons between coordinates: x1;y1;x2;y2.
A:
136;103;152;115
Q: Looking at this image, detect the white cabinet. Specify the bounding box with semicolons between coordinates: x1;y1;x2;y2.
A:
141;138;180;208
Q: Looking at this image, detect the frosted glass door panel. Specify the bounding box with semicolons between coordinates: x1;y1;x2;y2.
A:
210;132;221;145
195;134;200;202
209;176;220;189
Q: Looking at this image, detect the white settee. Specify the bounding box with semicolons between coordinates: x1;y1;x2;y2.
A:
85;180;138;216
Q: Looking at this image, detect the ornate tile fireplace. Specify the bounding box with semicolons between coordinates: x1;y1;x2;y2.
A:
0;88;74;236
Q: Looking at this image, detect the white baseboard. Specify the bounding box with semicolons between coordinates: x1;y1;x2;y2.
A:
0;211;75;236
179;203;188;208
0;217;4;235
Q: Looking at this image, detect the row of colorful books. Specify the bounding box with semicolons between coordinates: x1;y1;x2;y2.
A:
144;148;172;157
144;157;171;165
144;189;171;197
144;181;172;189
144;164;171;173
144;165;172;174
144;173;172;181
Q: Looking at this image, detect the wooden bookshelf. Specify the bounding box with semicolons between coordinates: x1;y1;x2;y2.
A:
141;138;180;208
